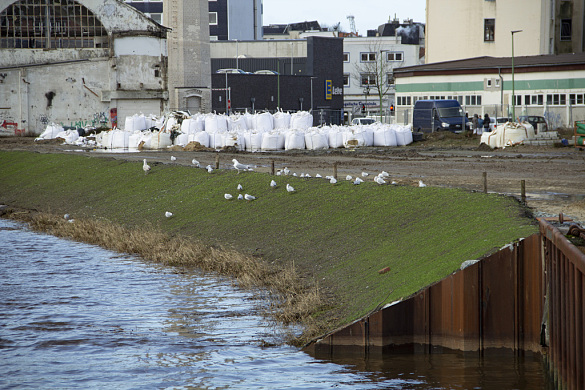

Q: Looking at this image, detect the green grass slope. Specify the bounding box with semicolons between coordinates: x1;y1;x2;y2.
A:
0;150;538;327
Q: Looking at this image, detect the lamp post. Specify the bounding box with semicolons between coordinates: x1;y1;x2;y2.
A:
511;30;522;122
380;49;390;123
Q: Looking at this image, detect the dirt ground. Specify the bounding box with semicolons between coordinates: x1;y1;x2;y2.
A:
2;132;585;224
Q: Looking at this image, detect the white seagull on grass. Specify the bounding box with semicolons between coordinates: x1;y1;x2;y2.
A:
374;176;386;185
286;184;295;193
270;180;277;188
192;159;200;167
237;194;244;200
353;177;363;185
244;193;256;201
170;156;177;162
224;194;233;200
419;180;427;187
232;159;250;173
143;159;151;175
206;165;213;173
329;177;337;184
237;184;243;191
165;211;173;218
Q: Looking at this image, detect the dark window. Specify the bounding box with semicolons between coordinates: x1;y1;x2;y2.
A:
361;52;376;62
561;19;572;41
343;73;350;87
484;19;495;42
343;52;349;62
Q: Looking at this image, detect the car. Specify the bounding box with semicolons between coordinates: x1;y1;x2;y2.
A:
351;117;376;125
216;68;249;74
254;70;279;75
518;115;548;132
489;117;511;132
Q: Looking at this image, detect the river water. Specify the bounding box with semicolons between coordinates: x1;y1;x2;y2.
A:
0;219;552;389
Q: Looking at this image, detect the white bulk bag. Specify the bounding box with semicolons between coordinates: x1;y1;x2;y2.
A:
254;112;274;132
243;112;255;130
362;126;374;146
148;131;172;149
343;130;366;148
128;131;144;148
208;132;225;149
305;131;329;150
244;131;263;151
373;127;397;147
285;130;306;150
205;114;228;133
189;131;210;148
328;129;344;148
174;133;189;146
290;111;313;130
227;115;248;132
261;132;284;151
273;111;292;129
223;132;246;151
37;123;64;140
55;130;79;144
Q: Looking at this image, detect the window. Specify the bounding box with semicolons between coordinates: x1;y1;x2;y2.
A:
561;19;572;41
386;52;403;62
513;95;522;106
465;95;482;106
343;52;349;62
387;73;395;86
397;96;412;105
484;19;495;42
209;12;218;25
360;73;376;86
546;94;566;105
343;73;350;87
361;52;376;62
495;78;501;88
570;94;585;105
486;79;492;88
148;13;162;24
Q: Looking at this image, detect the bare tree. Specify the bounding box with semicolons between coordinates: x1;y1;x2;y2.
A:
352;40;403;120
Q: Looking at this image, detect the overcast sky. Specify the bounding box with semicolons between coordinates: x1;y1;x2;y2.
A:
262;0;426;35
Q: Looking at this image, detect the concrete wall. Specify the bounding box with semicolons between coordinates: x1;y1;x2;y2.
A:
0;0;169;135
211;40;307;60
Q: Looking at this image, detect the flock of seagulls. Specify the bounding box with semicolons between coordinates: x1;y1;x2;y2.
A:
141;156;428;219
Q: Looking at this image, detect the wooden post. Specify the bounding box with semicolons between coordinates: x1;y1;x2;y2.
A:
271;160;275;175
483;172;487;193
215;154;220;170
521;180;526;204
333;162;338;179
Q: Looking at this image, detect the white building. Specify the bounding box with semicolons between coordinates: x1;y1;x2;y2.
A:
425;0;584;64
343;35;423;120
394;53;585;129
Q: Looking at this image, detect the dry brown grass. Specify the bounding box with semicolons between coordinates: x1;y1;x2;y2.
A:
4;208;328;346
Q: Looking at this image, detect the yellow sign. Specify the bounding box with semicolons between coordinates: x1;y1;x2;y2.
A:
325;80;332;100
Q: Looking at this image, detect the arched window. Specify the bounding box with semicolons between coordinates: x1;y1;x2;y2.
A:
0;0;109;49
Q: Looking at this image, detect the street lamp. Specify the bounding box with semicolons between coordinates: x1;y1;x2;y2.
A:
511;30;522;122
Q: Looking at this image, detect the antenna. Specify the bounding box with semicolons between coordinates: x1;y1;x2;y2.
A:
346;15;357;35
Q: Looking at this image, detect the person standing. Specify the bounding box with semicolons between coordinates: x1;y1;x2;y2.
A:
484;113;491;132
472;114;479;135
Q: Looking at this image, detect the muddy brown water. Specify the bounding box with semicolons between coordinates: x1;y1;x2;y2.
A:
0;219;553;389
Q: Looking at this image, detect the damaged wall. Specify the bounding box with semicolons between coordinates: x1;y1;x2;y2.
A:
0;0;169;134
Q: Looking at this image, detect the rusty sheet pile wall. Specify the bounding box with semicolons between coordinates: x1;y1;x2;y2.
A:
307;233;544;356
541;220;585;390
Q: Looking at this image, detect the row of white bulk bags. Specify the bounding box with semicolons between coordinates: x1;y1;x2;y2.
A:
100;129;129;149
273;111;292;130
36;123;64;140
125;114;147;132
148;131;172;149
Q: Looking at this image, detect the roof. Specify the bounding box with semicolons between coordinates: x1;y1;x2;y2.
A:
263;21;323;35
395;52;585;77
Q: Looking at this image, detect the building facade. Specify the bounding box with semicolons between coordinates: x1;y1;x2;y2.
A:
126;0;262;41
0;0;170;134
394;53;585;129
426;0;584;64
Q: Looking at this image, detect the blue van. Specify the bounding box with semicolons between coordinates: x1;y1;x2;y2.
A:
413;99;469;133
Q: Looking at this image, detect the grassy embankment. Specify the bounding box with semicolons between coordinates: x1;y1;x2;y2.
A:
0;150;538;344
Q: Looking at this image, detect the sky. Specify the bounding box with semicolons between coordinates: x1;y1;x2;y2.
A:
262;0;426;35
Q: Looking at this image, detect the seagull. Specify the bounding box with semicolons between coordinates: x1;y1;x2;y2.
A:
292;173;297;177
244;193;256;201
305;174;311;178
237;184;243;191
192;159;200;167
170;156;176;162
391;180;398;185
330;177;337;184
165;211;173;218
64;214;70;220
286;184;295;193
362;172;369;177
315;174;322;178
206;165;213;173
300;173;305;178
232;159;250;173
283;167;290;175
375;175;386;185
237;194;243;200
419;180;427;187
224;193;233;200
276;171;282;176
346;175;353;181
380;171;390;177
143;159;151;175
270;180;277;188
354;177;363;185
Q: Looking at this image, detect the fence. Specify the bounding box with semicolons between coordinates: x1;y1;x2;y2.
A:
306;219;585;389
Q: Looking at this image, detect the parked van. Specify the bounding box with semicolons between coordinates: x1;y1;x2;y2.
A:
413;99;469;133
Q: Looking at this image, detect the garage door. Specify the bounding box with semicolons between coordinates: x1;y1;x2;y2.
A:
116;100;162;130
